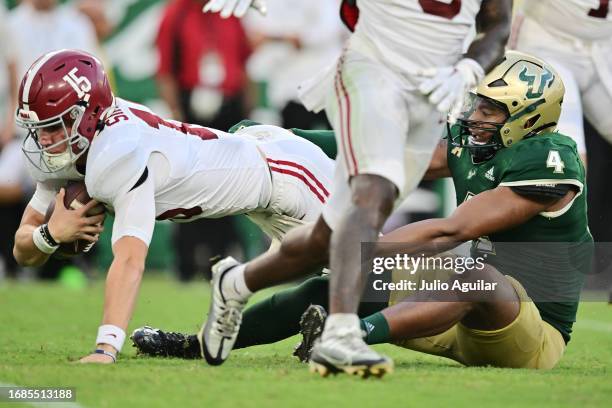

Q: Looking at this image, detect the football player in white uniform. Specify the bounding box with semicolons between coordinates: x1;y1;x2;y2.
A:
12;49;333;364
511;0;612;160
200;0;511;376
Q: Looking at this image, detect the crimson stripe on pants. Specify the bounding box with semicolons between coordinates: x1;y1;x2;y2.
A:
337;57;358;174
268;166;326;203
266;158;330;197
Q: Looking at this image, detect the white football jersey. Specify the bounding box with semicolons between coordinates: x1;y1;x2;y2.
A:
350;0;483;77
524;0;612;42
27;98;273;245
85;98;272;221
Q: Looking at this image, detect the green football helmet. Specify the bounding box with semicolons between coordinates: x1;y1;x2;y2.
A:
452;50;565;162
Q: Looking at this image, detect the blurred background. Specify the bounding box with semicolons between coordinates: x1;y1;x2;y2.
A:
0;0;611;289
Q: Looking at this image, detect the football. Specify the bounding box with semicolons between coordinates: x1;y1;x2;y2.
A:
44;180;106;259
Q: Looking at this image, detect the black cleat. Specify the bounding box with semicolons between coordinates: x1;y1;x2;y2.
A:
131;326;200;359
293;305;327;363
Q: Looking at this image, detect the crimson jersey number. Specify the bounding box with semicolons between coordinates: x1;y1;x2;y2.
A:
419;0;462;20
589;0;610;18
129;108;218;141
129;108;216;221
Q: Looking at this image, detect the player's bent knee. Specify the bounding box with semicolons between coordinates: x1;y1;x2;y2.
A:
456;264;520;331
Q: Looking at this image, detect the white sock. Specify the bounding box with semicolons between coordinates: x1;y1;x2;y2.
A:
221;263;252;301
322;313;360;339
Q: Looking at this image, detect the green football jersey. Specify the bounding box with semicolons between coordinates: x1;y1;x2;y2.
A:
447;128;593;343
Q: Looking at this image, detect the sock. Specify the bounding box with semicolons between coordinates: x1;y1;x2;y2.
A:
359;312;391;345
323;313;361;339
234;276;329;349
221;263;252;300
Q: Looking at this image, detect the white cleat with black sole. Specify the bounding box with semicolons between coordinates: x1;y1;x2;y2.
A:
198;256;247;365
309;328;393;378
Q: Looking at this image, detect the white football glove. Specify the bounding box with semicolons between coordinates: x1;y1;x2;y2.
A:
203;0;267;19
417;58;485;123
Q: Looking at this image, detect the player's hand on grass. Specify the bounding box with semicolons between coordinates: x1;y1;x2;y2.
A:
202;0;267;18
417;58;484;124
79;353;115;364
79;344;117;364
47;189;105;244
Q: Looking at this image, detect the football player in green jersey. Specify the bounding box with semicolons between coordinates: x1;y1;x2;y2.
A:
133;51;592;372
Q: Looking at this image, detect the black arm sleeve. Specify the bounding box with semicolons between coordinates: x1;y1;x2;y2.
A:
510;183;577;201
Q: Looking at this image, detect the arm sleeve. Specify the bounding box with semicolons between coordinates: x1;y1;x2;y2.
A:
510;183;575;200
110;167;156;247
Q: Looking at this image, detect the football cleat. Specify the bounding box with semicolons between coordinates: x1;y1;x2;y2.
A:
309;327;393;378
198;256;247;365
131;326;200;359
293;305;327;363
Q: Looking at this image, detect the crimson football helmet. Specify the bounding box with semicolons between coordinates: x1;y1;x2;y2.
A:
15;49;114;173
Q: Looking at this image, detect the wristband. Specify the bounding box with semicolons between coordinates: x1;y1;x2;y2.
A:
96;324;126;352
94;349;117;363
32;224;59;254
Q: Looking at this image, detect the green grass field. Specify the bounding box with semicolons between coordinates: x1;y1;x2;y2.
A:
1;276;611;408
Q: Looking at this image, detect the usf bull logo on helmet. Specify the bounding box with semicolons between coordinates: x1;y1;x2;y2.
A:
452;51;565;162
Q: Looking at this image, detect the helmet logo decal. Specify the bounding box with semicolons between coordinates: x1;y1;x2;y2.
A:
63;67;92;102
519;66;554;99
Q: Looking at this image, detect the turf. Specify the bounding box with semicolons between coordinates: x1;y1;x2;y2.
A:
1;276;611;408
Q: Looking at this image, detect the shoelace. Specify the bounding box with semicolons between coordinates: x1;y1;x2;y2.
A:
214;300;245;338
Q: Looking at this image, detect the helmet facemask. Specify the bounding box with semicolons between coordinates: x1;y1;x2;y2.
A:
17;103;90;173
451;93;509;163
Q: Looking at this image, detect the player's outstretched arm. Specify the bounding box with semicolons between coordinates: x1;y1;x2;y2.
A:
79;236;148;364
13;190;104;267
80;161;156;363
377;186;568;258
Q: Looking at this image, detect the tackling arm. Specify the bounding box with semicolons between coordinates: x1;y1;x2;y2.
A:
376;185;568;257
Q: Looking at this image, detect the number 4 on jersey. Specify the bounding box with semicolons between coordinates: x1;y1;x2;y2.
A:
547;150;565;174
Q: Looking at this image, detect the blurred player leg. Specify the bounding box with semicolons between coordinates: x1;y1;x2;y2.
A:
310;49;442;377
